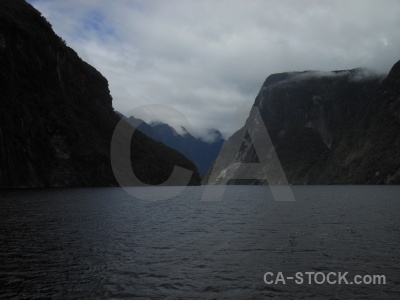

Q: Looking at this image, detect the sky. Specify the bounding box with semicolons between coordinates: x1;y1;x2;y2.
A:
28;0;400;141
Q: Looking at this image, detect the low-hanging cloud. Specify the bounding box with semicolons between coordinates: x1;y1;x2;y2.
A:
28;0;400;140
281;68;385;84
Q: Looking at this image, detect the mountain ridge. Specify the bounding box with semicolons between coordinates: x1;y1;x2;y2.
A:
121;115;224;177
0;0;201;188
205;65;398;184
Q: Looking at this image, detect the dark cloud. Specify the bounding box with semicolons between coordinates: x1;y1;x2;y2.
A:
29;0;400;140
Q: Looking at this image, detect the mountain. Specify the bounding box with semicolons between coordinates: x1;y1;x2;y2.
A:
0;0;200;188
124;116;224;177
329;61;400;184
205;64;400;184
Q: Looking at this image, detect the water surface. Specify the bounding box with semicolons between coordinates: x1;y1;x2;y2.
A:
0;186;399;299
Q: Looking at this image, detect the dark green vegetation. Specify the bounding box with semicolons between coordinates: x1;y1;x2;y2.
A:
0;0;200;187
206;62;400;184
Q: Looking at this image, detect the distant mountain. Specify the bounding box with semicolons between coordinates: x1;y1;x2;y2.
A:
205;64;400;184
0;0;200;187
123;116;224;177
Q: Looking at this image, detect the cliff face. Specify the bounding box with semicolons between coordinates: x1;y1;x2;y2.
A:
205;65;400;184
330;60;400;184
0;0;200;187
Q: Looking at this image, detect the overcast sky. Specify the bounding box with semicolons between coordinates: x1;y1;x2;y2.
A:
28;0;400;141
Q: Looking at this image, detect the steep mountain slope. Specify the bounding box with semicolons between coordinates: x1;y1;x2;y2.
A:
125;116;224;177
329;60;400;183
0;0;200;187
205;66;396;184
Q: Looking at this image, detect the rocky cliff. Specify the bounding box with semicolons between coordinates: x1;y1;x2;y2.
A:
205;64;400;184
330;60;400;184
0;0;200;188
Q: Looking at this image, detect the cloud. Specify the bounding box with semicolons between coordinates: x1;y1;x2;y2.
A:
28;0;400;140
282;68;385;83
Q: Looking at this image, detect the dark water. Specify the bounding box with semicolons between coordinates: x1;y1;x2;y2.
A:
0;186;399;299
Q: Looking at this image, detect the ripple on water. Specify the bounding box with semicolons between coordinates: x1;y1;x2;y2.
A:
0;186;399;299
